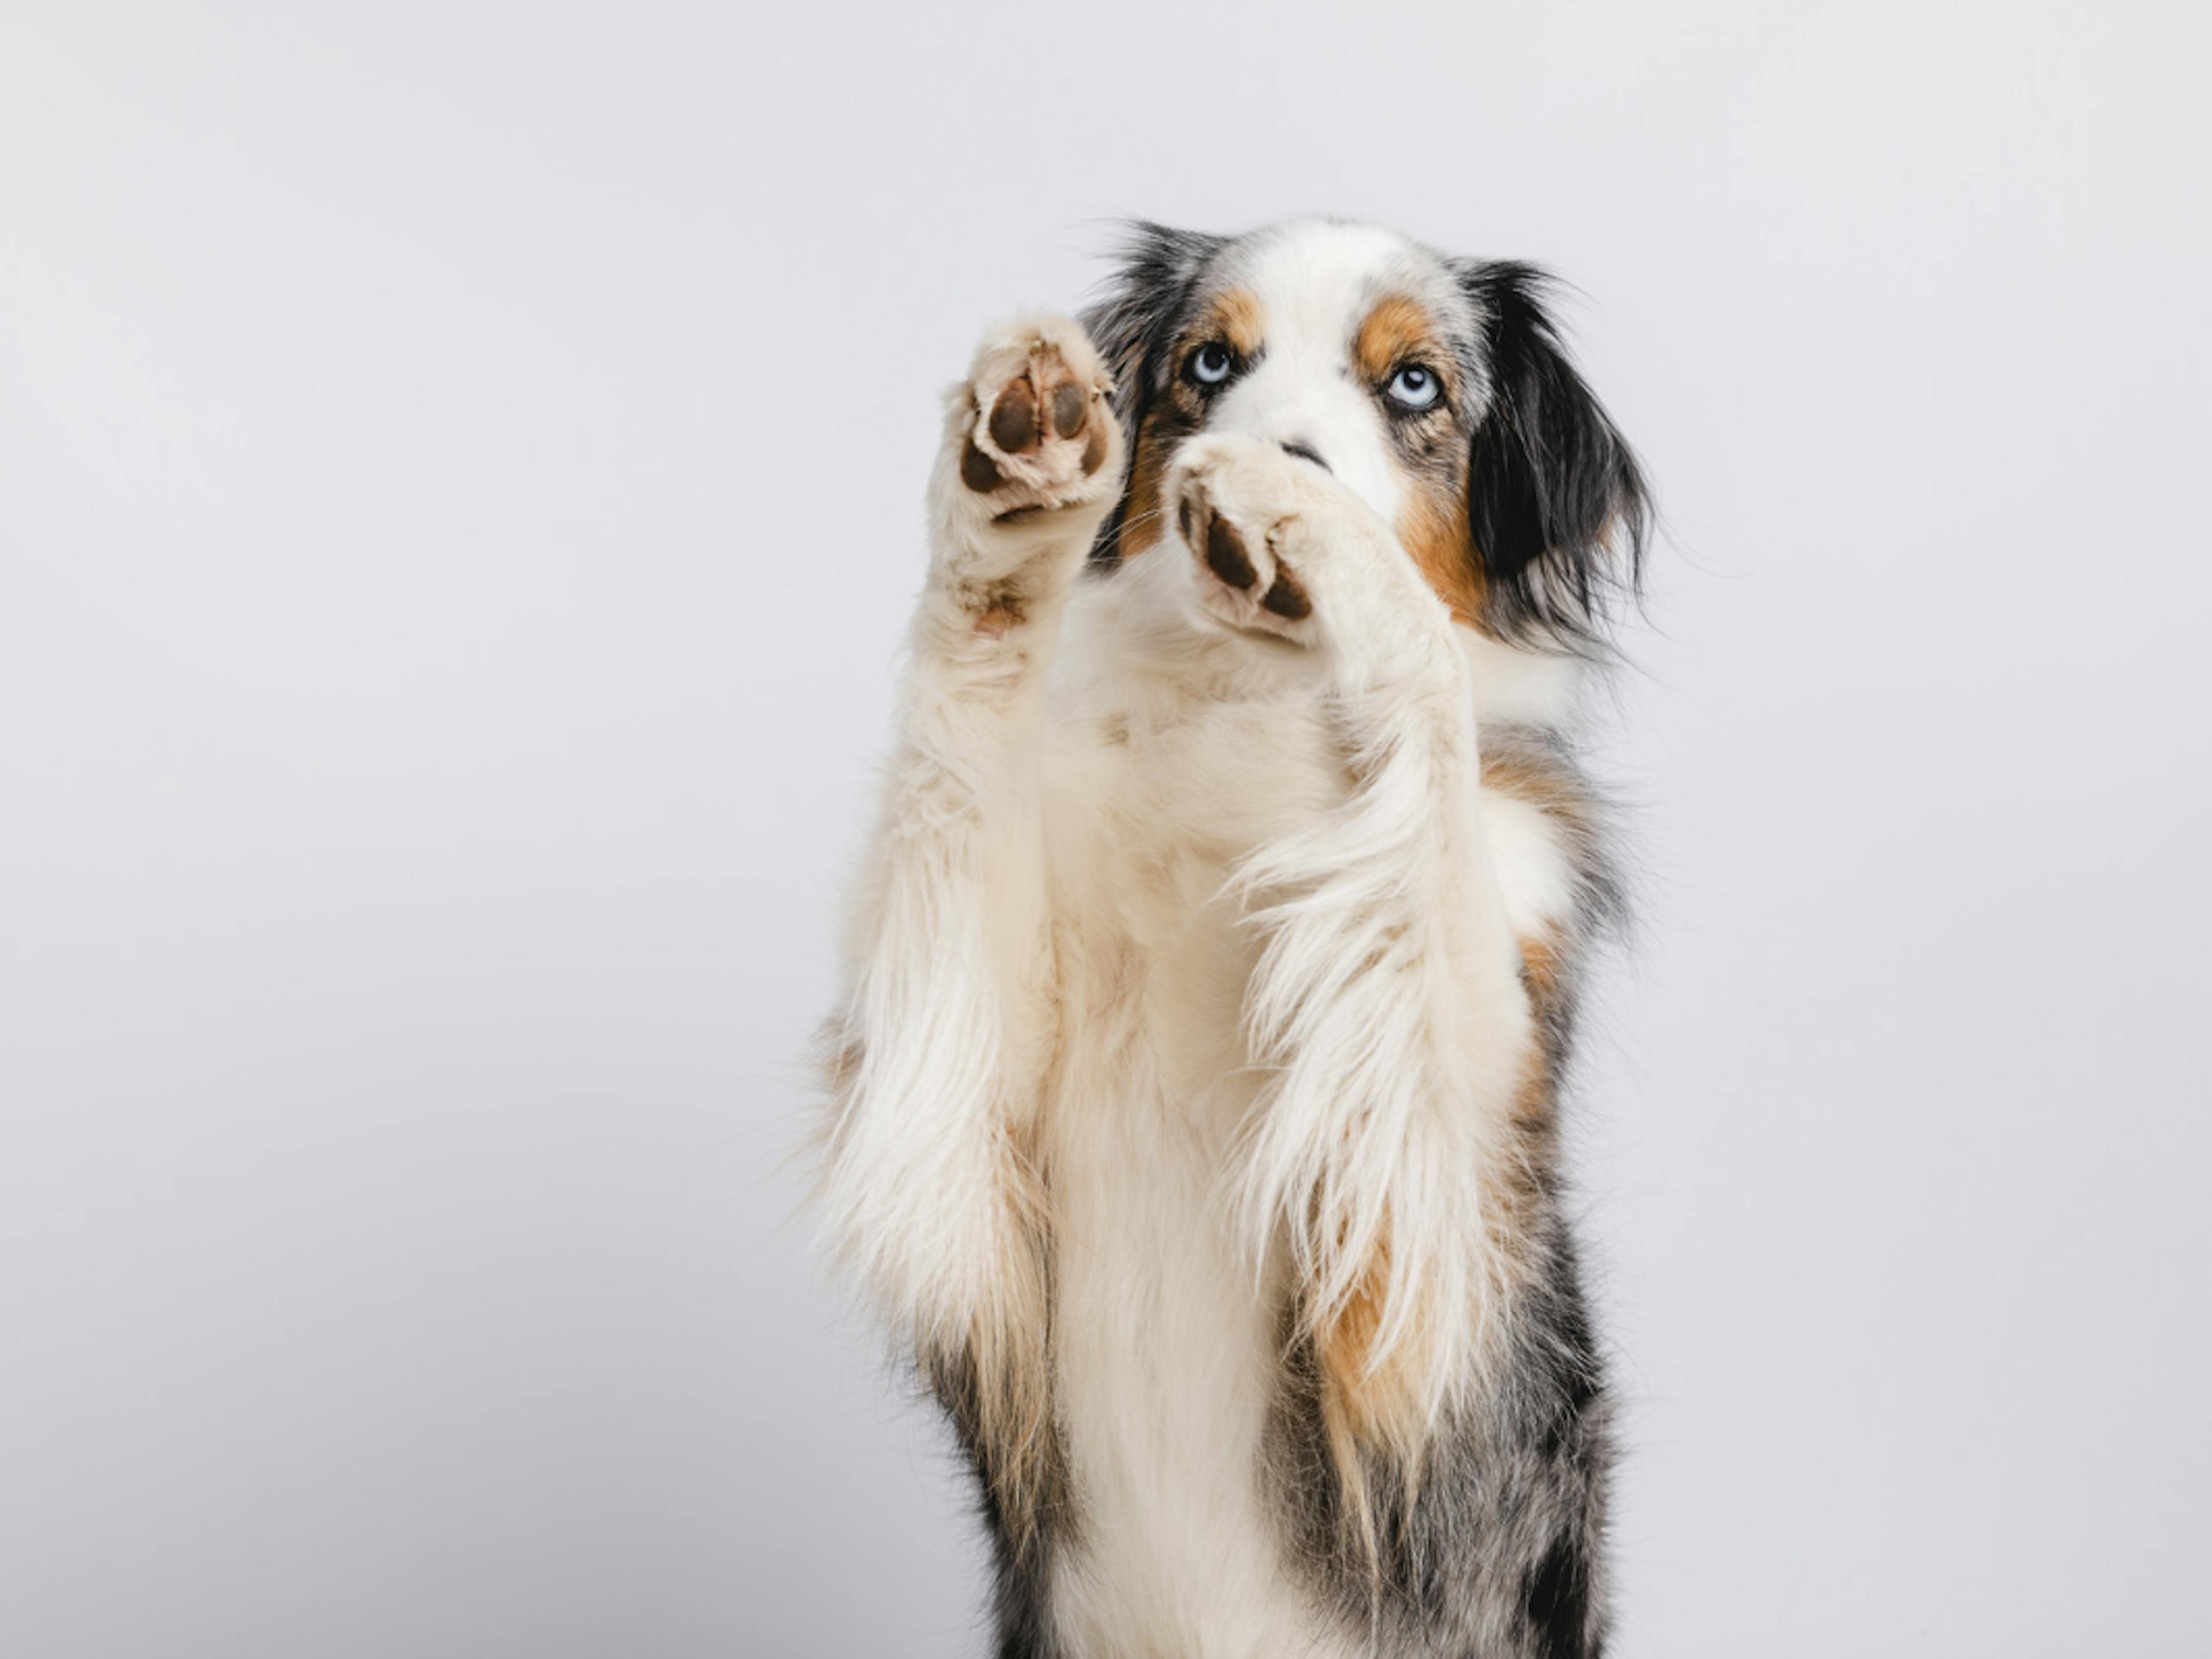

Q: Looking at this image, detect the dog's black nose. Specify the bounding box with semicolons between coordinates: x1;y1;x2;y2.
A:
1279;438;1329;472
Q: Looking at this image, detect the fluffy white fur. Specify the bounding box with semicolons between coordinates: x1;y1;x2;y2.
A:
821;226;1590;1656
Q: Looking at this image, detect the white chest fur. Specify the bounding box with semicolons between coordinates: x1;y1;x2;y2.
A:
1038;699;1347;1657
1028;573;1579;1656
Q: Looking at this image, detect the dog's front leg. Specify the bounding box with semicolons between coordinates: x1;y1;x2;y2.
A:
819;316;1122;1513
1169;435;1541;1466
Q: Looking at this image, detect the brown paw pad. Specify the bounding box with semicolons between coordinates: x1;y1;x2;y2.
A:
1179;468;1316;628
1260;567;1311;619
1194;507;1256;591
1050;379;1086;440
989;374;1039;454
961;436;1007;492
963;342;1110;500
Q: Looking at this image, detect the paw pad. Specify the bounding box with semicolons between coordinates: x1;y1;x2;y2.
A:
1179;484;1313;624
959;329;1116;510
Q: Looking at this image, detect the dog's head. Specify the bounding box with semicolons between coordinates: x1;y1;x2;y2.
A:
1082;219;1650;649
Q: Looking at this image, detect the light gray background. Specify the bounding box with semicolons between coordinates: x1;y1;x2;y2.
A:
3;2;2206;1654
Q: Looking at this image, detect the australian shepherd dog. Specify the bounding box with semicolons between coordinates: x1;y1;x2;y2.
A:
816;217;1653;1658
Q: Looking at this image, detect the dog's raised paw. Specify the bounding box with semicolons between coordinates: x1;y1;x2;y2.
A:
1168;436;1334;645
1169;434;1463;683
1180;486;1313;623
956;317;1121;520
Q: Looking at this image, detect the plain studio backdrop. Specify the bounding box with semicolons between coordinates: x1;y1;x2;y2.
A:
3;2;2207;1654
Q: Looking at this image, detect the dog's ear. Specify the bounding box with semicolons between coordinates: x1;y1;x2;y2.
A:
1082;221;1224;412
1081;222;1224;564
1457;262;1651;647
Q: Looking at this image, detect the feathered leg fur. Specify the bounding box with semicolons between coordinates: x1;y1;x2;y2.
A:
1168;435;1615;1654
817;316;1124;1647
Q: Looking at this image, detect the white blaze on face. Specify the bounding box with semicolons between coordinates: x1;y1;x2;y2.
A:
1201;221;1420;528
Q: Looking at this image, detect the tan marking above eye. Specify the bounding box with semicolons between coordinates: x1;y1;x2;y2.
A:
1202;287;1267;361
1354;293;1445;389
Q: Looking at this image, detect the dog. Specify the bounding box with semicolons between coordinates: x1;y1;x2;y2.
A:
816;217;1651;1657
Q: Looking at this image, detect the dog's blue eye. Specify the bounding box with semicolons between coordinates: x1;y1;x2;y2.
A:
1386;365;1440;410
1187;343;1234;387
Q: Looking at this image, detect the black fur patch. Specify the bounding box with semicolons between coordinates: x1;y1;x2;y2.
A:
924;1344;1069;1658
1267;1225;1616;1657
1456;262;1652;651
1524;1531;1595;1659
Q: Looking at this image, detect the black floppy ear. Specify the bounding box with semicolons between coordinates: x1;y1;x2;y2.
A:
1459;262;1650;647
1079;222;1224;563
